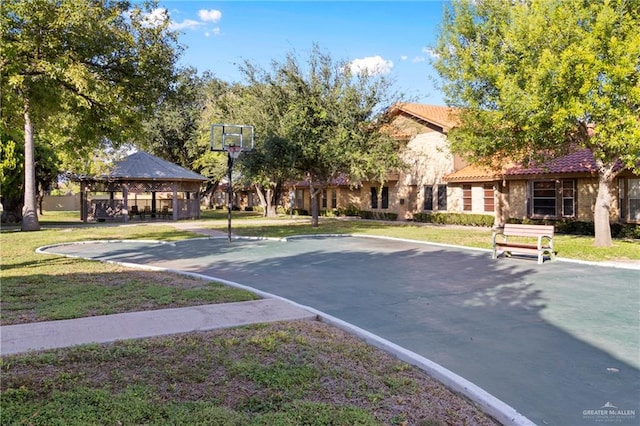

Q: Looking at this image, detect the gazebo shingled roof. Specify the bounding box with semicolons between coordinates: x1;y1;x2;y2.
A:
108;151;208;182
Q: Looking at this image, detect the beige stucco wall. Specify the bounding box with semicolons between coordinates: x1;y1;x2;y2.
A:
448;185;463;212
42;195;81;211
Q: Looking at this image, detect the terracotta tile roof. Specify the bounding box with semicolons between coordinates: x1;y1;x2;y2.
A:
444;164;500;182
390;103;460;131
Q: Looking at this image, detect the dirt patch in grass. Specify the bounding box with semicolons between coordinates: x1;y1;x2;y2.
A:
2;320;499;425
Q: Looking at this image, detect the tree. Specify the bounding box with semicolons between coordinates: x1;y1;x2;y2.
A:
209;74;299;217
237;45;404;226
140;69;232;206
432;0;640;246
0;133;61;222
1;0;180;230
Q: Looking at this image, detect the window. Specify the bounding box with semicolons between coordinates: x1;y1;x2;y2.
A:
321;189;327;209
530;180;576;218
371;187;388;209
331;190;337;209
463;185;472;211
561;180;575;217
381;186;389;209
437;184;447;210
423;185;433;210
295;189;304;209
532;181;557;216
629;178;640;221
483;184;494;213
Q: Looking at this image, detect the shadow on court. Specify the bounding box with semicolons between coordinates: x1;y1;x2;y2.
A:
43;236;640;426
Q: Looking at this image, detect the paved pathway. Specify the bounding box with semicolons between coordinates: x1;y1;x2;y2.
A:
15;233;640;425
1;299;316;355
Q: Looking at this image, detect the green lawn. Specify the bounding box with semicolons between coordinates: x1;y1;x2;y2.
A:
218;216;640;263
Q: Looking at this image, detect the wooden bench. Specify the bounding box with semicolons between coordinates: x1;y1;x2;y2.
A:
492;224;556;264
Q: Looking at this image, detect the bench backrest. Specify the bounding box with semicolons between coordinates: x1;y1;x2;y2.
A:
503;224;554;237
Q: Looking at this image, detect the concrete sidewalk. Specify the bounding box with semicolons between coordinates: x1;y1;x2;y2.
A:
1;298;316;356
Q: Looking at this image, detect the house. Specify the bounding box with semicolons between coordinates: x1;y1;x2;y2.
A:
286;103;465;219
223;102;639;226
445;149;640;225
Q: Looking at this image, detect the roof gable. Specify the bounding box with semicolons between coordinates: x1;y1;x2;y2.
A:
390;103;459;132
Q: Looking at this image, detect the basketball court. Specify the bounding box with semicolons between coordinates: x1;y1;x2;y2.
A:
40;235;640;425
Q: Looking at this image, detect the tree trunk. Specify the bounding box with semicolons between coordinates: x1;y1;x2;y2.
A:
21;97;40;231
308;178;320;227
255;183;279;217
593;163;615;247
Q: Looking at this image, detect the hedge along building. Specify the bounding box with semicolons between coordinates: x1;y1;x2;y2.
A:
75;151;208;222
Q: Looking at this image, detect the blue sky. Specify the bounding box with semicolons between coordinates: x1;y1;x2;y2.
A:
156;1;449;105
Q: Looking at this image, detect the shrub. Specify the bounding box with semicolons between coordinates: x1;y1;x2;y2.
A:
505;218;639;238
336;204;360;217
359;211;398;221
413;212;494;227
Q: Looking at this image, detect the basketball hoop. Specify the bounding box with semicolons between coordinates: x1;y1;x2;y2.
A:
227;145;243;159
209;123;254;243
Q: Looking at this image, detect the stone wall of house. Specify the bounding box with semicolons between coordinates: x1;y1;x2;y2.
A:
576;177;597;221
506;180;528;219
447;184;463;213
576;177;621;221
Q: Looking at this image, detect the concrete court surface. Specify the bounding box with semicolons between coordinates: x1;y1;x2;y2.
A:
40;235;639;426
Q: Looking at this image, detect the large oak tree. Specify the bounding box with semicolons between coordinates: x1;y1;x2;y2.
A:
231;45;404;225
1;0;180;230
432;0;640;246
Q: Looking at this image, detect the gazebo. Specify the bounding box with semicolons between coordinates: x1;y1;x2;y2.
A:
76;151;209;222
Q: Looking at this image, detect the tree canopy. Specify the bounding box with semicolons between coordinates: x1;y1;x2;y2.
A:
231;45;404;225
432;0;640;246
1;0;181;230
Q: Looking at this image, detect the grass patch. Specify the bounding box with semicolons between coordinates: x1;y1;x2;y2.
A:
221;218;639;263
1;321;497;425
0;224;258;325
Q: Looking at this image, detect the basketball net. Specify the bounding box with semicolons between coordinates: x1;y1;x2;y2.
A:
227;145;243;159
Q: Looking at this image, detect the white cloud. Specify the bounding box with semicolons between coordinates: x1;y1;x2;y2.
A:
422;47;440;59
205;27;221;37
349;56;393;76
400;55;408;61
141;7;168;28
170;19;201;31
412;56;426;63
198;9;222;23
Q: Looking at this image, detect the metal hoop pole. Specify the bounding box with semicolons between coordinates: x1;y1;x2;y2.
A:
227;151;233;243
